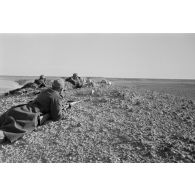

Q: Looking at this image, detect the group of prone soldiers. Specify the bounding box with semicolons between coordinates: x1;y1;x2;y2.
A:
4;73;84;96
0;73;112;143
0;73;85;144
4;72;112;97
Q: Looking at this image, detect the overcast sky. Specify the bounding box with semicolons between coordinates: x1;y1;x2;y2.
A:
0;33;195;79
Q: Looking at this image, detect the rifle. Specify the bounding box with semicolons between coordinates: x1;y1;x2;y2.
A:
62;99;87;110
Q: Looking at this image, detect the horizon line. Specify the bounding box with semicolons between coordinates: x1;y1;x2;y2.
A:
0;74;195;81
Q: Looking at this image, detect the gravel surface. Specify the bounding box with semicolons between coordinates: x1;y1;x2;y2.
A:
0;80;195;163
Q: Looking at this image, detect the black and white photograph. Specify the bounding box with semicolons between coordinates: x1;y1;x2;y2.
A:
0;0;195;195
0;33;194;163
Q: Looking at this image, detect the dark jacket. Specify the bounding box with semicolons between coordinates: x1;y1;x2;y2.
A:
65;76;83;88
34;78;46;88
0;88;63;143
33;88;63;121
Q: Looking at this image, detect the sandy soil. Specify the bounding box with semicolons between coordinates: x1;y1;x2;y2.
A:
0;80;195;163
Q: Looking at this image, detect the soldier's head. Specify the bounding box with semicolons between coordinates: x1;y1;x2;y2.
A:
73;73;78;78
52;79;65;92
40;75;45;79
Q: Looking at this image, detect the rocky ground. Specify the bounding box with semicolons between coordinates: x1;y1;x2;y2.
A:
0;80;195;163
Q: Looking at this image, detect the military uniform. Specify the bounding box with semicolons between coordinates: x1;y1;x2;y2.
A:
5;77;46;96
0;88;63;143
65;75;83;88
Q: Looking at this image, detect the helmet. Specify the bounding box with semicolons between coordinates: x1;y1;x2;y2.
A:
73;73;78;77
52;79;65;90
40;75;45;79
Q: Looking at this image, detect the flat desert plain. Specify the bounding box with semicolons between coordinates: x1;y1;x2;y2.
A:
0;76;195;162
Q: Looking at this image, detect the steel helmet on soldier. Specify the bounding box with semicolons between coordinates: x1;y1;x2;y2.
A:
40;75;45;79
73;73;78;77
52;79;65;90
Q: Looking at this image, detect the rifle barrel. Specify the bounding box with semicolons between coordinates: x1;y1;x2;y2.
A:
63;98;89;110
